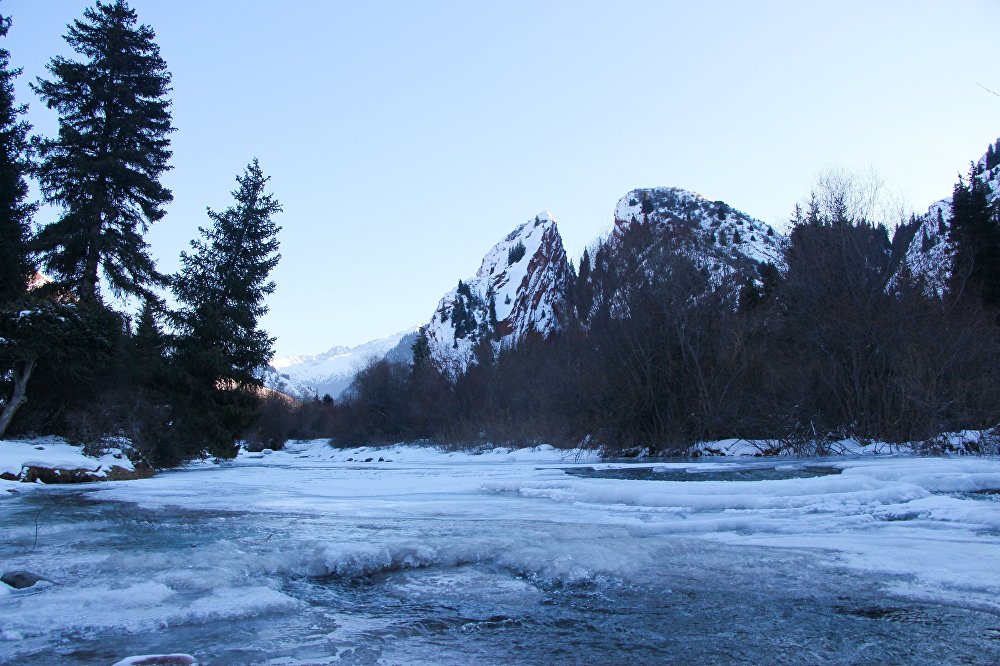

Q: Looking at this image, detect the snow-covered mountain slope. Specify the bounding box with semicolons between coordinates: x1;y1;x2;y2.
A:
260;366;316;401
897;141;1000;296
268;328;418;399
614;187;787;280
425;213;572;376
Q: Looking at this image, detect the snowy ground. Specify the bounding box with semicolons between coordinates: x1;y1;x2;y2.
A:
0;436;135;481
2;440;1000;664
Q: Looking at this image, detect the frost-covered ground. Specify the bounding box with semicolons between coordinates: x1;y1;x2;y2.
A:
0;436;135;480
2;440;1000;664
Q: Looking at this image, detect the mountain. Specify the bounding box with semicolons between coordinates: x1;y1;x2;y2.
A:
268;328;418;399
613;187;787;277
896;140;1000;295
425;212;572;376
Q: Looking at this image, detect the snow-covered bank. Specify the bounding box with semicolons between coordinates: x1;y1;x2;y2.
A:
231;439;602;465
691;430;1000;457
0;437;138;485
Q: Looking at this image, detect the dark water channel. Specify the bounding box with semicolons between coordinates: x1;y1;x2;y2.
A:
563;463;844;483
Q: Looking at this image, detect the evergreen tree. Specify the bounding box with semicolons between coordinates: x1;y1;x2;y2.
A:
0;8;34;302
32;0;173;303
169;160;282;457
0;300;116;438
788;203;804;228
948;166;1000;311
920;228;932;253
451;293;469;339
488;295;499;334
640;191;654;219
411;325;431;367
132;297;165;380
805;194;822;226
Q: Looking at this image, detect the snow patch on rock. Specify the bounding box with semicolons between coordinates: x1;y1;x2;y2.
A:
425;213;571;376
895;143;1000;295
0;437;136;485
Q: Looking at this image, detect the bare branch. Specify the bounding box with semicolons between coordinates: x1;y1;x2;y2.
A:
977;82;1000;98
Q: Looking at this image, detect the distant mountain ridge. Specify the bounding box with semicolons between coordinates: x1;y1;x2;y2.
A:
267;328;418;399
421;189;786;375
286;143;999;385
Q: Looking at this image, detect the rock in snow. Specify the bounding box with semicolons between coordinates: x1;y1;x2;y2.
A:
1;571;48;589
0;437;138;484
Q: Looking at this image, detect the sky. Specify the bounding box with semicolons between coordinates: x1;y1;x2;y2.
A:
3;0;999;357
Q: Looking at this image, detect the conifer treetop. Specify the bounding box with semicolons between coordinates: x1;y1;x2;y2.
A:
32;0;173;303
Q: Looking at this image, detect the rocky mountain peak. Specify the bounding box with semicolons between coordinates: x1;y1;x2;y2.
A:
425;212;572;375
612;187;787;280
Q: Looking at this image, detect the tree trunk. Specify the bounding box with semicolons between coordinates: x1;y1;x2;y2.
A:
79;207;105;302
0;358;36;439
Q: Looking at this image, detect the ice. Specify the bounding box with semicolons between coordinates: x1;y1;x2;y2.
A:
112;655;196;666
89;442;1000;606
2;439;999;663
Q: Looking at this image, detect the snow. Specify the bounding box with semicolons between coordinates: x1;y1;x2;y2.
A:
3;439;1000;662
271;329;415;380
0;436;134;480
614;187;788;285
85;440;1000;610
425;213;570;374
897;148;1000;296
112;656;196;666
266;328;418;398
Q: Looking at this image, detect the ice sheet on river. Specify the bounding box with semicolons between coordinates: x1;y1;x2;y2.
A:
2;439;1000;663
79;442;1000;605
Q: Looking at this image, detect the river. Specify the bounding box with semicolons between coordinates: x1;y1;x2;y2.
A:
2;441;999;664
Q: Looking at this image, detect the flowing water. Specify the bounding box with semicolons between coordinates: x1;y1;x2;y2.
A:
2;445;1000;664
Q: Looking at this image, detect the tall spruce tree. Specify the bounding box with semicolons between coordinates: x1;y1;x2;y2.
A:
0;8;34;302
169;160;281;457
949;165;1000;311
31;0;172;303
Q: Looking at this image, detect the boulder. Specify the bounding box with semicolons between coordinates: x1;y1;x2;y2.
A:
1;570;48;589
21;466;102;484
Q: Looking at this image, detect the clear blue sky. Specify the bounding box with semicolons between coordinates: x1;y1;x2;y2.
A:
4;0;998;357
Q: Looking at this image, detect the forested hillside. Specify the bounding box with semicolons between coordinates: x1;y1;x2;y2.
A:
299;144;1000;454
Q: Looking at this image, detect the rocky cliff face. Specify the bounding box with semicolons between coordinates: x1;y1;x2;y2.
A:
897;142;1000;296
613;187;787;278
425;213;571;376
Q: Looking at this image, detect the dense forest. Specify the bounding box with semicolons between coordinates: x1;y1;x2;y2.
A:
0;1;282;465
2;1;999;463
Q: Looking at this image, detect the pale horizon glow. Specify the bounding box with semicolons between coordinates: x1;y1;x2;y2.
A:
4;0;999;356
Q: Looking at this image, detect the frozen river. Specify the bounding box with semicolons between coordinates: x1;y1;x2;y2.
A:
2;441;1000;664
